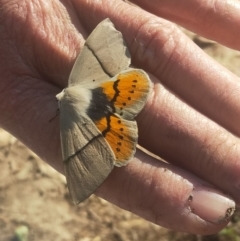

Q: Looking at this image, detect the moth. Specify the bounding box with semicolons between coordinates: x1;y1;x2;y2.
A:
56;18;151;204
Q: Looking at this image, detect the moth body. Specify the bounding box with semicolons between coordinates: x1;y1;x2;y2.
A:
57;86;92;119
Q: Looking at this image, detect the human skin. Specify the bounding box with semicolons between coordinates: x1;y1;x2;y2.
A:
1;0;240;235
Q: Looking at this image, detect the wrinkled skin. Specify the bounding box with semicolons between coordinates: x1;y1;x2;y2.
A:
1;0;240;235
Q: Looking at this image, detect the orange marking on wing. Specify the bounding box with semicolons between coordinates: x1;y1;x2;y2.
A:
100;70;150;109
94;116;107;133
94;115;136;165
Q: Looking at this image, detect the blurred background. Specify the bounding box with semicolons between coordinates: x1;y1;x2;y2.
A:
0;29;240;241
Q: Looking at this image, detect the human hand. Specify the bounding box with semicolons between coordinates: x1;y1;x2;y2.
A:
0;0;240;235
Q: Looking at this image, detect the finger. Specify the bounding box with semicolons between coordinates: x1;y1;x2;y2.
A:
138;75;240;206
129;0;240;50
97;149;235;234
75;0;240;137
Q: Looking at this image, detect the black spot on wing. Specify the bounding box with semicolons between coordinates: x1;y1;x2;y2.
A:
87;87;113;122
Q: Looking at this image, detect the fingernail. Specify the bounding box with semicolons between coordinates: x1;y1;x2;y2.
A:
188;186;235;224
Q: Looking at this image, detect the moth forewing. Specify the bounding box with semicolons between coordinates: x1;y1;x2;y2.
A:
68;18;130;87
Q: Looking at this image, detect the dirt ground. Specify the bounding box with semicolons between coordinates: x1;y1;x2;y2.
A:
1;29;240;241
